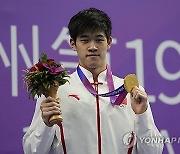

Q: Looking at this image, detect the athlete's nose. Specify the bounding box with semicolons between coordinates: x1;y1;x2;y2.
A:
88;41;98;52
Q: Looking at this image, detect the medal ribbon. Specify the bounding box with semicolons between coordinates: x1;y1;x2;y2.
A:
77;65;128;105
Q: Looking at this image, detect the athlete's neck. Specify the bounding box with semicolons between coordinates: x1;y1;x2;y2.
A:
79;64;107;82
91;68;104;82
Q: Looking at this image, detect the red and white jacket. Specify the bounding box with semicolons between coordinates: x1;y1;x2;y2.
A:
23;66;163;154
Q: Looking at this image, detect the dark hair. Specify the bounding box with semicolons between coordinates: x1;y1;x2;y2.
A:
68;8;112;42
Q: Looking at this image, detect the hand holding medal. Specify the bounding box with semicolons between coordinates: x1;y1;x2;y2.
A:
124;74;148;114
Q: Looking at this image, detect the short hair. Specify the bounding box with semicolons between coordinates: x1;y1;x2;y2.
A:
68;8;112;42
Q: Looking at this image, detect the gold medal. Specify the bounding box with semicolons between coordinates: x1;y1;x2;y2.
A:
124;74;139;93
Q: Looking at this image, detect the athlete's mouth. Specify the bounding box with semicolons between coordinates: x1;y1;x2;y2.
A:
86;54;100;57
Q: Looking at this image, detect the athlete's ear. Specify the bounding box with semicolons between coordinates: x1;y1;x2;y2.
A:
107;36;112;50
70;38;76;51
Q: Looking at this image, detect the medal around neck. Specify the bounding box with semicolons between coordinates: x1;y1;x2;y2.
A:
77;66;139;106
124;74;139;93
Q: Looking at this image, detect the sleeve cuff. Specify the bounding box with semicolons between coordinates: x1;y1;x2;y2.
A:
134;105;153;136
34;118;56;138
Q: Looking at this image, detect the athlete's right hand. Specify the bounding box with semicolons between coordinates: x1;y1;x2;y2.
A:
40;96;61;127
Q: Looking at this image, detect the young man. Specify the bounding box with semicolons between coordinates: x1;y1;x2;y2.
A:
23;8;163;154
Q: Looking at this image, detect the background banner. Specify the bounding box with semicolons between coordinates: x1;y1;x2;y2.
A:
0;0;179;153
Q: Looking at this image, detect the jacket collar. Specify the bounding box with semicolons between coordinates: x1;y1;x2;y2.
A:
78;65;107;84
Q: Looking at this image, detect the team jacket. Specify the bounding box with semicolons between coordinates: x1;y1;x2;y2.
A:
23;66;163;154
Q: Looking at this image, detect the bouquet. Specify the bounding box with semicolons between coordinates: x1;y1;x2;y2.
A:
23;53;69;124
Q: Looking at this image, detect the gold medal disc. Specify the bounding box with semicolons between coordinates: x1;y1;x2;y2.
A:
124;74;139;93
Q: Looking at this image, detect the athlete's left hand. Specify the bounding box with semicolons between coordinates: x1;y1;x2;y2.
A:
130;86;148;114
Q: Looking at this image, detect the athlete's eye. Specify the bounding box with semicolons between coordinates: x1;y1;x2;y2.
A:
80;39;89;43
96;38;104;43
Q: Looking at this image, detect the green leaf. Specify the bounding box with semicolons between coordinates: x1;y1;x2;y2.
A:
41;53;47;63
43;82;48;89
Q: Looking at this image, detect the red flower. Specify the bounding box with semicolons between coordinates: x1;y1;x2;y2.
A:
47;59;55;66
36;62;45;71
29;66;36;72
